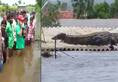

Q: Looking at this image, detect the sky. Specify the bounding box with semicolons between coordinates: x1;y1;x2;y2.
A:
1;0;36;6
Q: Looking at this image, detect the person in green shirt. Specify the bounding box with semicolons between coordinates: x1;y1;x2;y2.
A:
16;15;25;56
6;21;14;48
5;14;14;57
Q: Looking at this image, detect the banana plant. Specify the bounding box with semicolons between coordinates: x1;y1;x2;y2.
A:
35;0;48;43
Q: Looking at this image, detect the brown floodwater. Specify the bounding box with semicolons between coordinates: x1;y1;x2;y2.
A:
0;42;40;82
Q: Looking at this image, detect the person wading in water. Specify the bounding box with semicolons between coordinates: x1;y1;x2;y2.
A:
5;13;14;58
16;15;25;56
1;16;8;63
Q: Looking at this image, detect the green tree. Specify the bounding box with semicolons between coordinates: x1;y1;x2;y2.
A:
15;3;18;6
61;2;67;11
35;0;60;27
110;0;118;17
94;1;111;18
76;0;86;18
72;0;95;19
0;0;2;5
18;0;22;5
26;5;35;12
42;3;60;27
35;0;42;12
86;0;95;18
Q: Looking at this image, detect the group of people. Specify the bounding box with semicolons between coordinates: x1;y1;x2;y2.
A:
0;10;36;66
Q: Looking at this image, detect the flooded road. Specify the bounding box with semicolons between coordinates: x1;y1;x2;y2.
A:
42;51;118;82
0;42;40;82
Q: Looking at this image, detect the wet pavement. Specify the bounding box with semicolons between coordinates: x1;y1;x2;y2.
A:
0;42;40;82
42;51;118;82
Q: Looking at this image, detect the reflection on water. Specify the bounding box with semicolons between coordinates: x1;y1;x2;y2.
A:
0;42;40;82
42;51;118;82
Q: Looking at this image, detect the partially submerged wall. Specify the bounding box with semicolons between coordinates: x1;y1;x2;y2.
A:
42;26;118;51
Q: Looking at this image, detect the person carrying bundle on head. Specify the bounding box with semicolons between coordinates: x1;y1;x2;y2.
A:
15;15;25;56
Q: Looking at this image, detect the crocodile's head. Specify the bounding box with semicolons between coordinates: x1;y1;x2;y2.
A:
52;33;66;40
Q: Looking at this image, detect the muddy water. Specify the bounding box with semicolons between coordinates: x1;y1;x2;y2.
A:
0;42;40;82
42;51;118;82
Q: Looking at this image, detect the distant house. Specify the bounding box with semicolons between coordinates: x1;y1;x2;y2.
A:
59;10;74;19
18;5;26;11
43;0;74;19
58;1;74;19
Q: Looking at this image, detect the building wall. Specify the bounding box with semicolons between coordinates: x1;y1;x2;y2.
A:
43;1;74;19
59;10;74;19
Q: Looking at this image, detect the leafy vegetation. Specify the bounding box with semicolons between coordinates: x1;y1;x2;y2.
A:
42;3;60;27
72;0;118;19
35;0;60;27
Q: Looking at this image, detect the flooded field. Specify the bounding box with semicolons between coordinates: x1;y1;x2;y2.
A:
42;51;118;82
0;42;40;82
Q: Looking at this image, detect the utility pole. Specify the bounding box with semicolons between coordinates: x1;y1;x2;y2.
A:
35;1;48;82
